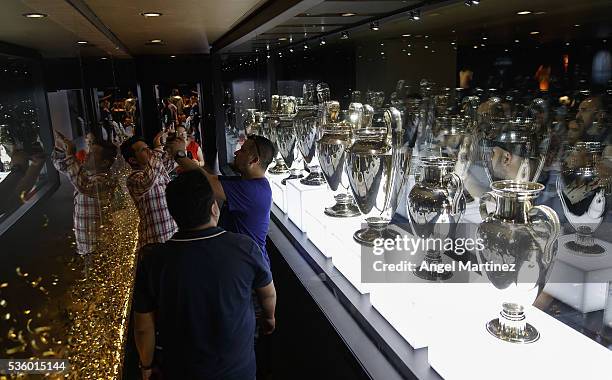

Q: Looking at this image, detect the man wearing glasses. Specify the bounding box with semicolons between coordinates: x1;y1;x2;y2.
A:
168;134;276;264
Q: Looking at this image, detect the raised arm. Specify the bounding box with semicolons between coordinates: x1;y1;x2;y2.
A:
166;137;226;201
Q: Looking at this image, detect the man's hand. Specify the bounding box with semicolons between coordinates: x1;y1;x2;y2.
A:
260;317;276;335
165;136;187;157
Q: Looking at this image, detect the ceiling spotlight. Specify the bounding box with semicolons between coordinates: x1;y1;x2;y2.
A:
23;12;47;18
289;48;294;53
482;37;488;40
320;38;326;45
473;45;478;49
141;12;162;17
573;24;580;27
370;21;380;31
170;55;176;58
77;41;89;45
409;10;421;21
266;54;270;59
340;31;349;40
149;39;163;43
278;37;287;41
100;57;108;60
341;13;356;17
380;52;385;55
530;31;540;35
402;34;411;37
566;42;570;46
464;0;480;6
304;43;308;50
516;11;531;15
504;49;509;52
451;42;456;45
514;39;520;43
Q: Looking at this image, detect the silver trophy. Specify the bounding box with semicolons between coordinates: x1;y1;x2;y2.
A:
407;156;465;280
317;120;360;217
295;92;326;186
243;109;260;135
277;122;302;184
557;141;609;255
345;107;411;245
265;112;289;175
478;180;560;343
482;117;548;184
430;115;476;202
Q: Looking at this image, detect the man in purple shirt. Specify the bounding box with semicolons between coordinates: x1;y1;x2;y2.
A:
168;135;275;262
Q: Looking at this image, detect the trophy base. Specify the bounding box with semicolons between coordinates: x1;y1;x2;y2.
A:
269;163;289;174
414;251;453;282
353;227;399;246
281;172;304;185
486;318;540;344
300;171;327;186
565;240;606;256
324;202;360;218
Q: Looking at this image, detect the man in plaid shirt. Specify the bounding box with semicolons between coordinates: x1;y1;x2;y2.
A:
52;131;118;255
121;133;177;250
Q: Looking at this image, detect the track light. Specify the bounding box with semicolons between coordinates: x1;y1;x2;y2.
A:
464;0;480;6
409;10;421;21
370;21;380;31
341;31;349;40
320;38;326;45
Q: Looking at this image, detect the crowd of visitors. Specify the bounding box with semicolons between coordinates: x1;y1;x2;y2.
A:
52;98;277;378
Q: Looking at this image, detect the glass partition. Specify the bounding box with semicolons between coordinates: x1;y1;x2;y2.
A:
0;48;58;234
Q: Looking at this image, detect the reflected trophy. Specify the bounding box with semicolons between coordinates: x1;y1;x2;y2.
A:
557;141;609;255
478;180;560;343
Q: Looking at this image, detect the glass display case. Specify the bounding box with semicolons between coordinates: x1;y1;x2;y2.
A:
216;0;612;378
0;44;58;235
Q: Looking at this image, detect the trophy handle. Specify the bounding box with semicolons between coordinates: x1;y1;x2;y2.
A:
479;191;495;220
444;172;463;215
529;205;561;265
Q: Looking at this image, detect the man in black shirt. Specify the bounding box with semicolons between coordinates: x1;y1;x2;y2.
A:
133;170;276;380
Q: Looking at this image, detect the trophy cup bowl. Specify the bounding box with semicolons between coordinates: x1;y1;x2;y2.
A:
482;117;548;184
275;115;303;184
557;141;609;255
345;107;410;245
477;180;560;343
264;114;289;175
296;104;327;186
407;156;466;281
317;120;360;217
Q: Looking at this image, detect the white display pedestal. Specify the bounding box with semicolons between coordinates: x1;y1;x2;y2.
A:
302;202;342;259
327;216;371;294
369;269;473;349
544;234;612;313
286;179;328;233
267;173;288;213
428;300;612;380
